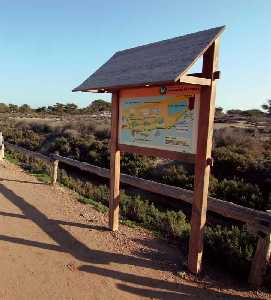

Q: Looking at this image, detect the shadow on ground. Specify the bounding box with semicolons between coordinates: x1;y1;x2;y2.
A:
0;182;254;299
0;177;47;185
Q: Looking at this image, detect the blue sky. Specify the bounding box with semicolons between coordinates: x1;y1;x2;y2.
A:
0;0;270;110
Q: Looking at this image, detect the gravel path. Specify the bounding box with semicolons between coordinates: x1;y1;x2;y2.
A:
0;160;269;299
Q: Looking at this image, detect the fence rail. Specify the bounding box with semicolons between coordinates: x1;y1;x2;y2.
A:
5;142;52;164
49;153;271;235
4;141;271;287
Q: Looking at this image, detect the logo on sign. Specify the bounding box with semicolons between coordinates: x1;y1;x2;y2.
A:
160;86;167;95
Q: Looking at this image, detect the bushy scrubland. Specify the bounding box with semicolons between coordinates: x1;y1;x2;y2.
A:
2;117;270;211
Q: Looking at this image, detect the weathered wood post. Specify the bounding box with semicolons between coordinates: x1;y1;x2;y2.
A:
0;132;4;160
52;159;59;185
188;39;220;274
249;211;271;287
109;92;121;231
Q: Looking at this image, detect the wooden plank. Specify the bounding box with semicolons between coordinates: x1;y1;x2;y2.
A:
51;154;110;178
109;92;121;231
178;75;211;86
46;153;271;234
5;142;52;164
188;38;220;274
119;144;195;163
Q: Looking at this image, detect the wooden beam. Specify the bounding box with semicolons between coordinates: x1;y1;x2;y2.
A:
52;159;59;185
119;144;195;163
109;92;121;231
0;132;4;160
187;71;220;80
213;71;221;80
119;84;201;100
0;144;4;160
249;233;271;287
188;38;220;274
51;154;110;178
178;75;211;86
249;210;271;287
41;153;271;235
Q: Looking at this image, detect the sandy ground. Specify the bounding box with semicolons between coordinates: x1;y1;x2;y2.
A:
0;160;269;300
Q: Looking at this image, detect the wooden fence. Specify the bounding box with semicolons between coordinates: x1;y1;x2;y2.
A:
3;141;271;287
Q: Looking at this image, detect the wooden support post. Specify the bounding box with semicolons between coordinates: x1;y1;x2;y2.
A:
0;132;4;160
188;39;220;274
249;211;271;287
109;92;121;231
52;160;59;185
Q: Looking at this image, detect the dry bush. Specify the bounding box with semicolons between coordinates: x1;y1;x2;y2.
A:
94;124;110;139
15;119;56;133
62;128;80;139
213;127;255;148
15;120;31;130
59;119;98;136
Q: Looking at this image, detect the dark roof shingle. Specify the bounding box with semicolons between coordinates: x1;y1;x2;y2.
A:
73;26;225;92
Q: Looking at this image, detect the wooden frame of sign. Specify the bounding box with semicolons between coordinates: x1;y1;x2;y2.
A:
109;38;220;275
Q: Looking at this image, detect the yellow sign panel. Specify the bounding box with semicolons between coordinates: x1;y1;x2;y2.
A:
119;86;200;154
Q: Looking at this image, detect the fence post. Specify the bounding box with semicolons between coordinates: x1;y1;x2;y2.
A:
0;132;4;160
109;91;120;231
249;211;271;287
52;160;59;185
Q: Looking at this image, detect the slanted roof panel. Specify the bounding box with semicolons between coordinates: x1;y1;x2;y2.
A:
73;26;225;92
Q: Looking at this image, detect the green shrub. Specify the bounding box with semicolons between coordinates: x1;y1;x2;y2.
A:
94;125;110;140
121;153;153;177
5;149;52;180
213;146;250;179
53;137;71;155
204;225;256;277
150;163;194;189
212;178;265;210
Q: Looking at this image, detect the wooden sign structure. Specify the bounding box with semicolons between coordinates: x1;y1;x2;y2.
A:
73;26;225;275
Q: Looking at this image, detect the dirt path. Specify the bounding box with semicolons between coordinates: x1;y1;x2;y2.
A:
0;160;269;299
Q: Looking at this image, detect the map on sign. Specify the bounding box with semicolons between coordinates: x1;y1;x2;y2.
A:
119;93;199;153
